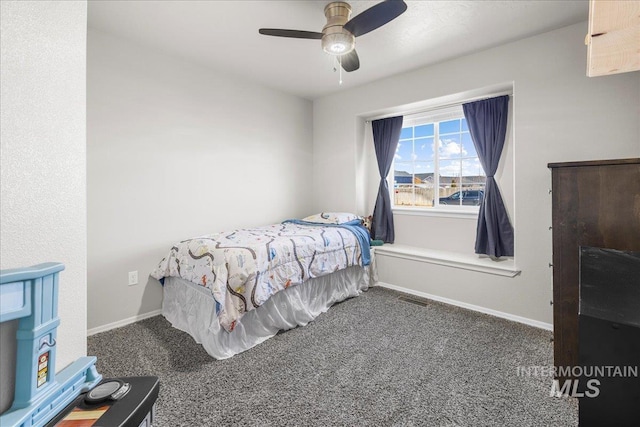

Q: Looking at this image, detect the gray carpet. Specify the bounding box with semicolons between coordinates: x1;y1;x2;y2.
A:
88;287;577;426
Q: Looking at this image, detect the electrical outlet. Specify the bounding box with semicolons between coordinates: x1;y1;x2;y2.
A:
128;271;138;286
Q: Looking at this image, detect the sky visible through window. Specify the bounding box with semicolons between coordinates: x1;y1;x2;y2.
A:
395;118;483;177
393;117;486;208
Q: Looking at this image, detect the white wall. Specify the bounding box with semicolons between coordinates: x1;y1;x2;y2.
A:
87;30;314;331
0;0;87;407
313;22;640;325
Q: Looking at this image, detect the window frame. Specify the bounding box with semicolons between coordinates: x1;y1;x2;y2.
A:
391;105;484;218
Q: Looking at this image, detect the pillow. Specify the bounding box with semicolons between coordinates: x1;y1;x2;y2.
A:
302;212;360;225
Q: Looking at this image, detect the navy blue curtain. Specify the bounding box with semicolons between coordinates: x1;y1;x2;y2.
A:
462;95;514;257
371;116;403;243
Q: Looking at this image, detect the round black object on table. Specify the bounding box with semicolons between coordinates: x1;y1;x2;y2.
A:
85;379;130;404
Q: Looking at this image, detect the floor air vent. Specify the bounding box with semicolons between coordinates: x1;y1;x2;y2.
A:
398;296;429;307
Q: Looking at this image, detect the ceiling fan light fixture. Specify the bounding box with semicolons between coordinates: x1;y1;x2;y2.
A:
322;31;355;55
321;1;355;56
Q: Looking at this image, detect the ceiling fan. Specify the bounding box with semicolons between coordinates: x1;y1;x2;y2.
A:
258;0;408;73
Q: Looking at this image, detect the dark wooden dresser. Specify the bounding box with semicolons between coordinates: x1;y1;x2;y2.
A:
578;246;640;425
548;158;640;375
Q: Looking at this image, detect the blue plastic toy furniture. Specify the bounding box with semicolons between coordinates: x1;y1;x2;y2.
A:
0;263;102;427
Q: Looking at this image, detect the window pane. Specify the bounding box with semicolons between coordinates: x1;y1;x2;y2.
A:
394;183;414;206
460;184;485;206
415;124;434;137
390;114;485;211
395;140;413;163
461;132;476;157
399;127;413;140
439;134;462;158
394;166;413;185
440;119;460;134
414;137;434;161
413;182;433;207
461;158;485;182
439;159;462;184
414;161;434;186
438;188;462;206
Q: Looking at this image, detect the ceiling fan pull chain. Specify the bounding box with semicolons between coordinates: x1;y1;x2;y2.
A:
339;56;343;85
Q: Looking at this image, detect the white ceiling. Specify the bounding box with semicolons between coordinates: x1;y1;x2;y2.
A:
88;0;589;100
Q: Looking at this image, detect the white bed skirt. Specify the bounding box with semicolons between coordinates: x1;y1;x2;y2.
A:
162;261;376;359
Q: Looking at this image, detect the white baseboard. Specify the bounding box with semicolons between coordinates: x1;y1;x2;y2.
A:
87;309;162;336
377;281;553;331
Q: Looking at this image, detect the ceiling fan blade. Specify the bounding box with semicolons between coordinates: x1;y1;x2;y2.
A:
258;29;324;39
343;0;408;37
340;50;360;72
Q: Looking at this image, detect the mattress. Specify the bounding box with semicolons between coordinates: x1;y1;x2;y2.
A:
162;261;376;359
152;220;371;332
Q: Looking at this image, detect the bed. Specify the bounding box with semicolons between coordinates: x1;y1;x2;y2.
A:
151;213;375;359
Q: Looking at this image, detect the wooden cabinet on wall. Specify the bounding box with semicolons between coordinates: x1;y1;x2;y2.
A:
548;158;640;374
586;0;640;77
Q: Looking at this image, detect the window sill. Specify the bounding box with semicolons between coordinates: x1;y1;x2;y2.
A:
392;207;478;219
373;244;520;277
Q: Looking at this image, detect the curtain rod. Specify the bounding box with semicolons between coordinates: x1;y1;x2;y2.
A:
364;90;512;123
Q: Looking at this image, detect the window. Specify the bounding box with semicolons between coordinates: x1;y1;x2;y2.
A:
393;106;485;210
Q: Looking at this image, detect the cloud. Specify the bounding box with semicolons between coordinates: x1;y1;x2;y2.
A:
394;135;484;179
439;159;485;178
438;139;468;159
439;162;460;177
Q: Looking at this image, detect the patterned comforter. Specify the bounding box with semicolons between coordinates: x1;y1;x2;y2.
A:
151;220;370;332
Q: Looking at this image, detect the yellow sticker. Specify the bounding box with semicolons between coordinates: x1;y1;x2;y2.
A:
37;351;49;388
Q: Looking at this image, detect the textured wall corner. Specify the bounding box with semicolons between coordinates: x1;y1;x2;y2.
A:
0;0;88;379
